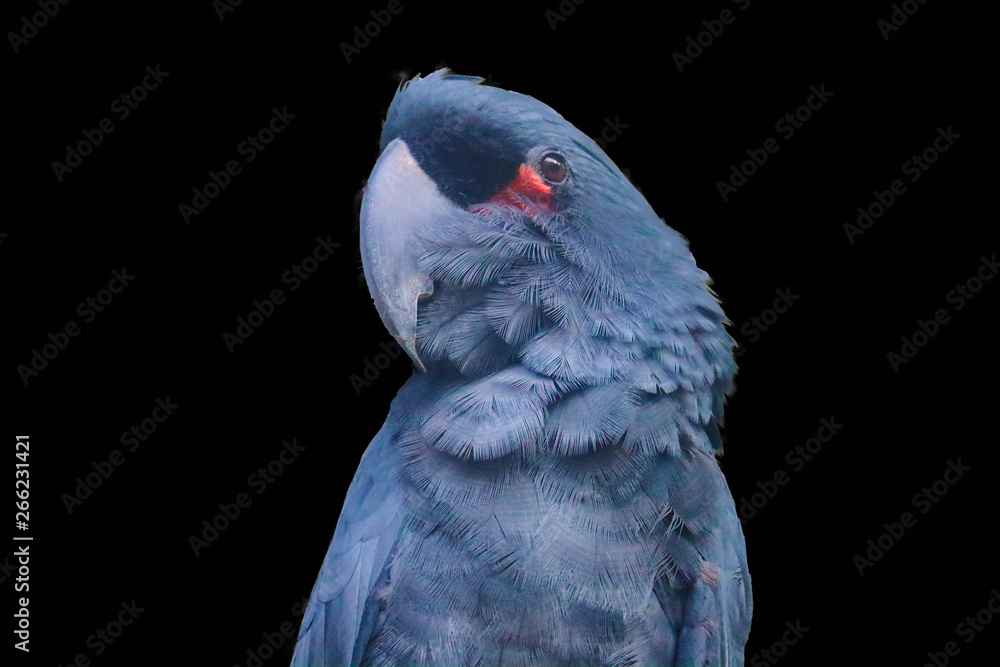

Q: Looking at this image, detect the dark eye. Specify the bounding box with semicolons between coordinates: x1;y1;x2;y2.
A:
538;151;568;184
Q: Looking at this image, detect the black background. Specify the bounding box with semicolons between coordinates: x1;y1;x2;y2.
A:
5;1;994;666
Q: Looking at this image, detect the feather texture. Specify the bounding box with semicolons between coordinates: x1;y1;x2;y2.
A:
294;70;750;666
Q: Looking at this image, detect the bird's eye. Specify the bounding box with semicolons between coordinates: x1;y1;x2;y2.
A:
538;151;569;185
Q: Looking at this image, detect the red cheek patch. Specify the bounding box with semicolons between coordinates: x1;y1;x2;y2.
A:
471;163;553;217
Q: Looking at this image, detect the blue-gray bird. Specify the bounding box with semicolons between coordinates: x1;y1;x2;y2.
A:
293;70;752;666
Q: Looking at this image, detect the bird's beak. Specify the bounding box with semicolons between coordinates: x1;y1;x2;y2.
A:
360;138;439;373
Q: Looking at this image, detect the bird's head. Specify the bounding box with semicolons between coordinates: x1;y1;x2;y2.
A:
361;70;725;381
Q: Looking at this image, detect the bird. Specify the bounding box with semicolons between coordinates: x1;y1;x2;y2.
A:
292;70;752;667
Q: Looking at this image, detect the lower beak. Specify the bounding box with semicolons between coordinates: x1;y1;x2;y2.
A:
359;138;442;372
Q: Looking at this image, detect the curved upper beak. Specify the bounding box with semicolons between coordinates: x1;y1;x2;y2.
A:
360;138;441;372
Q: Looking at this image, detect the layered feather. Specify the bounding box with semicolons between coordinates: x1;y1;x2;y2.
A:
295;70;750;667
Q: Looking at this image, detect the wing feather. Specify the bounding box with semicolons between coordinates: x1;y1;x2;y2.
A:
650;442;752;666
292;422;406;667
